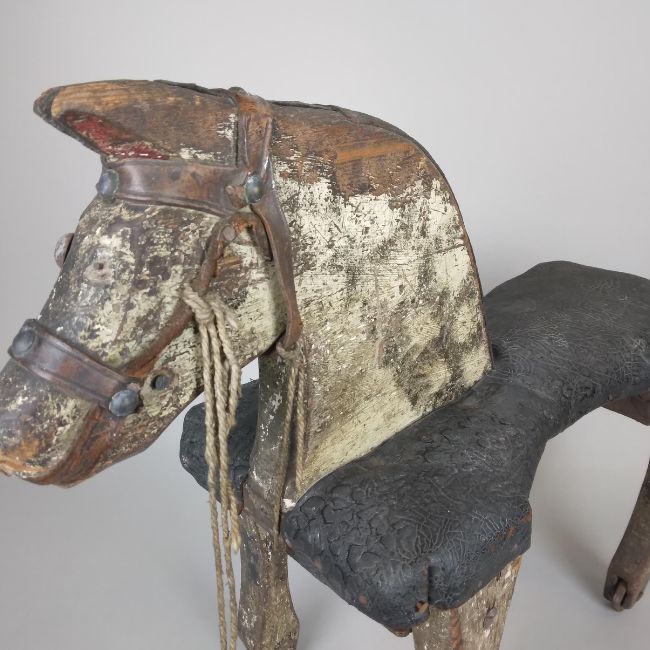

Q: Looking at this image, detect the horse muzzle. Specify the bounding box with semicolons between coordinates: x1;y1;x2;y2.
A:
0;359;93;482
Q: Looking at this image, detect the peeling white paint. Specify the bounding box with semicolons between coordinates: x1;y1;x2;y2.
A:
273;159;491;495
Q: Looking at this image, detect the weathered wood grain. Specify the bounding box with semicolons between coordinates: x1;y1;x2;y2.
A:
238;513;299;650
37;80;238;164
605;390;650;425
412;558;521;650
269;102;492;496
0;196;285;481
605;454;650;610
3;81;493;491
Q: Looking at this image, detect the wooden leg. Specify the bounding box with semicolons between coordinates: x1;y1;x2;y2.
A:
413;558;522;650
604;456;650;611
238;513;299;650
604;390;650;426
603;389;650;610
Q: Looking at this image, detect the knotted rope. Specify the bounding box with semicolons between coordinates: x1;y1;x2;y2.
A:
183;285;307;650
183;286;241;650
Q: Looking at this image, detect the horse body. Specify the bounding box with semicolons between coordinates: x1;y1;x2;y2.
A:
1;80;648;650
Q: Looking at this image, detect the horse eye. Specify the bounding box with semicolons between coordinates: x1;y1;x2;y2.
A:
54;233;74;269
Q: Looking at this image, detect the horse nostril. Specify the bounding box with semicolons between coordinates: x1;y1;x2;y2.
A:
151;374;172;391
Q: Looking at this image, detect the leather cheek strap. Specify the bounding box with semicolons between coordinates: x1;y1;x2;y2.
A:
8;319;142;417
233;90;304;348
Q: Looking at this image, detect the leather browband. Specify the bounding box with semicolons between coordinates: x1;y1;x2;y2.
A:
9;320;141;417
100;159;245;218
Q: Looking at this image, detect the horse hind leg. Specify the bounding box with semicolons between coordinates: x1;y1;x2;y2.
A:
412;557;522;650
604;390;650;611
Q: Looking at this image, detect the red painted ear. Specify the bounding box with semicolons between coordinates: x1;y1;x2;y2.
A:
34;82;174;160
60;111;170;160
34;80;238;164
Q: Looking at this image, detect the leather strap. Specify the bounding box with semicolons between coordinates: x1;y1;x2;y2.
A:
8;320;140;415
103;159;245;218
231;89;303;348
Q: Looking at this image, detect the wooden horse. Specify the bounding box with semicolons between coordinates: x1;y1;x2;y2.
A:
0;80;648;650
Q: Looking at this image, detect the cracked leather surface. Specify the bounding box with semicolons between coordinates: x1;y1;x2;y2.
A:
180;261;650;630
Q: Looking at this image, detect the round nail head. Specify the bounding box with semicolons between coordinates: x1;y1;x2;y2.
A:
244;174;264;204
221;224;237;243
54;233;74;269
109;388;140;417
96;169;119;201
11;328;37;358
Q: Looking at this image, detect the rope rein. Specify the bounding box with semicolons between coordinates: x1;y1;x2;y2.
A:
183;285;306;650
183;286;241;650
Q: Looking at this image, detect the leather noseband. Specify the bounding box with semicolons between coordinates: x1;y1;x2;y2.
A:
9;320;142;417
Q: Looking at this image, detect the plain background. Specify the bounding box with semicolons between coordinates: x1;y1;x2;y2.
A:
0;1;649;648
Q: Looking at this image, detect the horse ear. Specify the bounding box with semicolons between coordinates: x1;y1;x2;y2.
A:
34;80;238;163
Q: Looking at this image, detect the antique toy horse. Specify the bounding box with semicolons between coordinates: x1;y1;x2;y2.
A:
0;80;649;650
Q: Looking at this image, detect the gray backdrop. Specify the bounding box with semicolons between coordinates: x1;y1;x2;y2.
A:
1;1;649;648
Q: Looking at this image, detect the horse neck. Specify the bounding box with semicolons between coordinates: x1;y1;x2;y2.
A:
265;108;492;497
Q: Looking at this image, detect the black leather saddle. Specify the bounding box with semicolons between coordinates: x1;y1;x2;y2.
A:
180;261;650;631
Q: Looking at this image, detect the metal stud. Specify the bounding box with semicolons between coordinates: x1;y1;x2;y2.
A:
54;233;74;269
96;169;119;201
221;224;237;243
244;174;264;204
10;327;37;359
109;388;140;417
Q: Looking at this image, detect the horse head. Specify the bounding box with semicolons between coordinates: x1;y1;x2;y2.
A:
0;80;492;500
0;81;290;486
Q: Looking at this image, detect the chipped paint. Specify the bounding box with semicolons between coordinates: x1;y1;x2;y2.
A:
412;557;521;650
179;146;218;162
273;155;491;495
0;188;288;480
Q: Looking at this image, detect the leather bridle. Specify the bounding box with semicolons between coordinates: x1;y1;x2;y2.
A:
8;89;303;419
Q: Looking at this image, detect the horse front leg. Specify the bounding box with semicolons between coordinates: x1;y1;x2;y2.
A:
237;351;301;649
238;513;299;650
412;558;521;650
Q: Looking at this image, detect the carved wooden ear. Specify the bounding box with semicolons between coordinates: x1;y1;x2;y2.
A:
34;80;238;164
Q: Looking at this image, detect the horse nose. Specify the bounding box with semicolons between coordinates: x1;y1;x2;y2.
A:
0;359;91;479
0;409;33;476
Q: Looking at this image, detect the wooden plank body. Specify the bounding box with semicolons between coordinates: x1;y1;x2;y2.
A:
269;102;491;496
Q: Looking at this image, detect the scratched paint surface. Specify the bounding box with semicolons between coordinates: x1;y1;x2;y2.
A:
272;113;491;494
0;192;283;479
